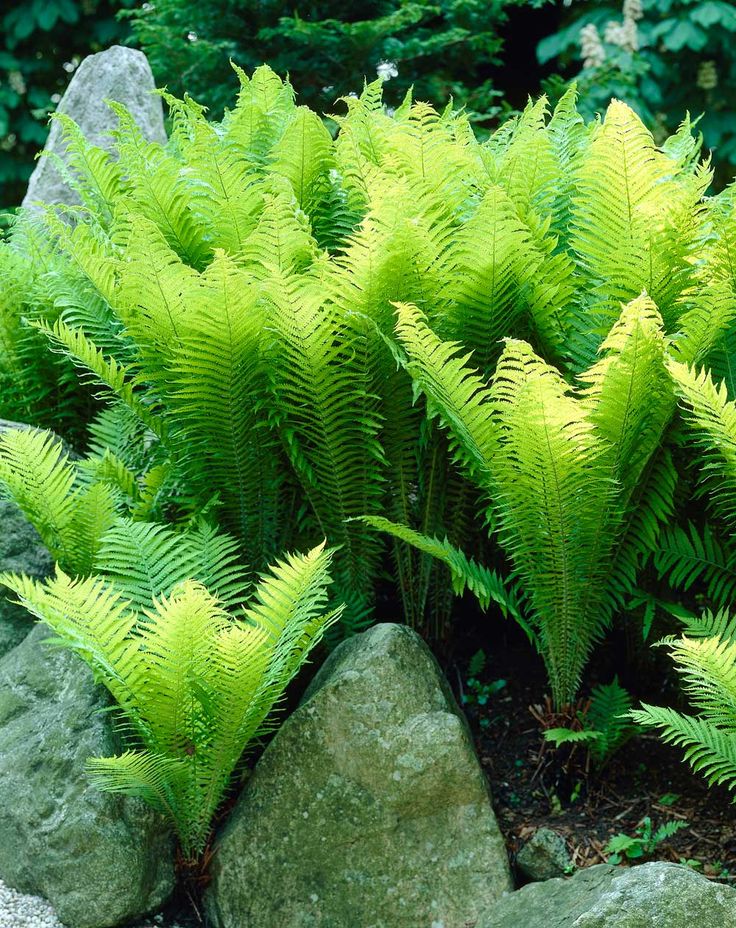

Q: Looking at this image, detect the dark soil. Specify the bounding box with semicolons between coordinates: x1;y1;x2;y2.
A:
445;602;736;883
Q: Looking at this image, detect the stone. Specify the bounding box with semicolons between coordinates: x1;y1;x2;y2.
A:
0;624;175;928
481;861;736;928
22;45;166;211
0;499;53;657
206;623;512;928
516;827;572;882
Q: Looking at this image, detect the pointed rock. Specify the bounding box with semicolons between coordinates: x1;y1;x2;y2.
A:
22;45;166;211
206;623;512;928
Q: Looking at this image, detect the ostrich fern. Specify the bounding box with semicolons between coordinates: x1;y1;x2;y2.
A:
378;294;674;707
632;610;736;797
1;542;339;859
0;66;732;638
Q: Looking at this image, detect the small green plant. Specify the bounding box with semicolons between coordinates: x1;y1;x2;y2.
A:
605;816;688;864
2;541;339;859
462;649;507;727
545;678;640;766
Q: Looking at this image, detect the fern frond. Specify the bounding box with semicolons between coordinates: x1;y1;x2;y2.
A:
654;522;736;607
356;515;526;628
632;705;736;792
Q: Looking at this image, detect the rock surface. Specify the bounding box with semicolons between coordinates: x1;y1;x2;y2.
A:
481;861;736;927
22;45;166;210
0;624;175;928
206;622;512;928
516;827;572;882
0;499;52;657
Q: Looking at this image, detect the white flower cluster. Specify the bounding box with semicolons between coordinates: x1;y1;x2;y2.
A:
8;70;26;95
697;60;718;90
604;0;643;54
580;23;606;69
376;60;399;82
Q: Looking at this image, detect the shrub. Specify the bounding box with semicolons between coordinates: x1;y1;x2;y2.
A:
539;0;736;186
127;0;547;124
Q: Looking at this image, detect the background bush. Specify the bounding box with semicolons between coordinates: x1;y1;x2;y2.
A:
0;0;134;207
540;0;736;187
126;0;548;121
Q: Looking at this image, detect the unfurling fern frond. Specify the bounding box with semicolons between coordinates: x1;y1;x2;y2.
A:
1;542;339;858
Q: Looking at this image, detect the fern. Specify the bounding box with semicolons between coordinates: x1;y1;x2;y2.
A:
1;66;731;646
1;542;340;858
391;295;671;707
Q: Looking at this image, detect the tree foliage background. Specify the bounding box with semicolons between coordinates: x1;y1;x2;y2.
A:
2;0;736;207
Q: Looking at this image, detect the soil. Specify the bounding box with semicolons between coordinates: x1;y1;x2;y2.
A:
444;600;736;883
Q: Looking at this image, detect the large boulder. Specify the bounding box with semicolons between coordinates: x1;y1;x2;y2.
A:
0;624;175;928
0;500;52;657
22;45;166;210
206;622;512;928
481;861;736;928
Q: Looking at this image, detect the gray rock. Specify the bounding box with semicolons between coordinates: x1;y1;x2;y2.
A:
0;624;175;928
206;623;512;928
0;500;52;657
23;45;166;210
516;827;572;882
481;861;736;928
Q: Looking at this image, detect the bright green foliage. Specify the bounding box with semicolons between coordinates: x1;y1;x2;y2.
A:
0;69;730;647
2;542;339;858
605;816;688;864
0;426;122;576
389;294;673;706
633;610;736;797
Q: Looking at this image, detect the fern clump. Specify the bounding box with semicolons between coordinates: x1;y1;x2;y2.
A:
378;294;673;707
1;64;732;647
2;542;339;858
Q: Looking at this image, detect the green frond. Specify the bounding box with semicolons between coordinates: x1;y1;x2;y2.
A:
654;522;736;607
487;338;618;706
49;113;124;218
661;634;736;730
580;294;672;496
632;705;736;793
168;251;284;564
96;519;250;611
587;677;638;763
85;750;186;819
268;279;386;629
108;101;210;267
668;359;736;531
37;317;166;441
678;609;736;648
393;301;496;483
356;515;526;629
